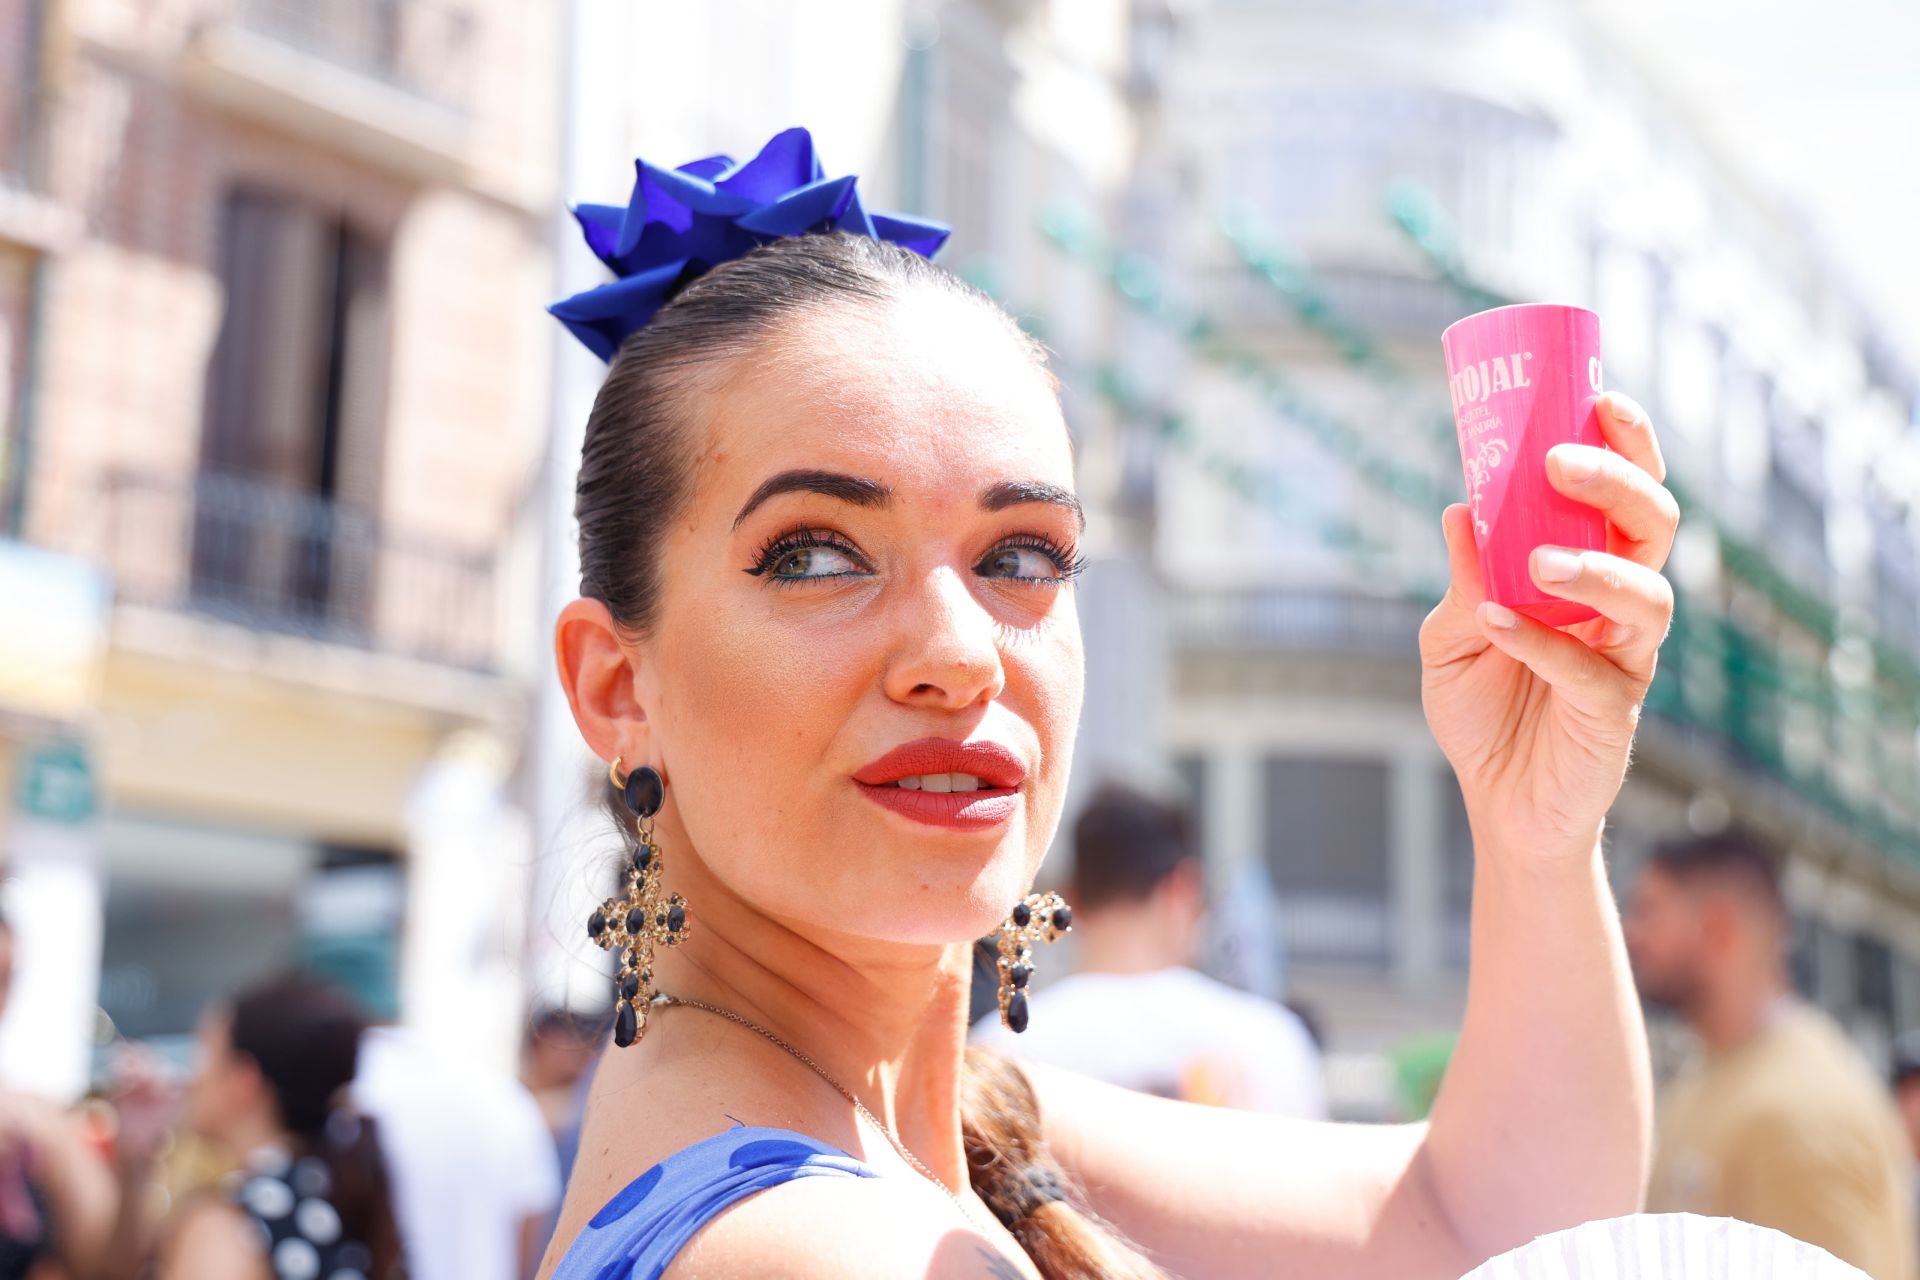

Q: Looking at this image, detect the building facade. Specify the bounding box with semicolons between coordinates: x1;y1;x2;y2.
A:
1089;0;1920;1112
16;0;1911;1122
0;0;560;1095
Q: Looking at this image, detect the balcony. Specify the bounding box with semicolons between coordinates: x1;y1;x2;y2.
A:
1172;587;1428;658
93;470;498;673
177;0;476;182
1183;82;1561;301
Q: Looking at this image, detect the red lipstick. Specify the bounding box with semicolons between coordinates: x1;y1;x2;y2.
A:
853;738;1027;831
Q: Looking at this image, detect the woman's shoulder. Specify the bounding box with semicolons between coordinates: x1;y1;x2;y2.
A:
550;1123;1015;1280
548;1017;1031;1278
158;1194;272;1280
666;1155;1025;1280
590;1123;878;1219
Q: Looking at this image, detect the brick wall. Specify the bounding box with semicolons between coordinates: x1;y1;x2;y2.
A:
22;0;558;665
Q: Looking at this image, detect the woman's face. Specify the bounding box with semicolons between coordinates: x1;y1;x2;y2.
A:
185;1008;250;1141
619;287;1084;946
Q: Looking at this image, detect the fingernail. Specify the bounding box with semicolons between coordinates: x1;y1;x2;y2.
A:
1557;449;1600;483
1535;548;1582;583
1606;394;1638;422
1481;602;1519;630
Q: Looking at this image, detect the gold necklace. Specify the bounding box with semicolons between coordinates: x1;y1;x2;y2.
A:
656;994;999;1234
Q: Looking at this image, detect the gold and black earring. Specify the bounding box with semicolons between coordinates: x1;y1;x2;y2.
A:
587;756;690;1048
995;892;1072;1033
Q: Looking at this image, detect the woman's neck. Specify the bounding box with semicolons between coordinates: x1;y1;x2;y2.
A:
648;843;980;1188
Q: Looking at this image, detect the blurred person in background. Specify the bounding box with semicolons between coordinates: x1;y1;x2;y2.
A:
522;1008;598;1145
104;972;402;1280
355;1006;559;1280
1625;830;1915;1280
973;782;1324;1117
521;1008;600;1253
0;909;114;1279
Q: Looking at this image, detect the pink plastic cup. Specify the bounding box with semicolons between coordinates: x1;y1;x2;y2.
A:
1441;303;1607;627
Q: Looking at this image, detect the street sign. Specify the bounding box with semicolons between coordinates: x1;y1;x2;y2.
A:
17;741;96;825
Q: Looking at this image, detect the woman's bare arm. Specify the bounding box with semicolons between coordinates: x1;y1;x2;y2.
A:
1032;393;1674;1276
1031;838;1644;1278
1421;827;1649;1259
1031;1066;1473;1279
153;1199;271;1280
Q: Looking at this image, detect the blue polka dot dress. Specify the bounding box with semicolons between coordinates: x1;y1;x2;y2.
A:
552;1125;878;1280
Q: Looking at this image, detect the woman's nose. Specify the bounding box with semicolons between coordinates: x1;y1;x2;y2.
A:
882;566;1005;710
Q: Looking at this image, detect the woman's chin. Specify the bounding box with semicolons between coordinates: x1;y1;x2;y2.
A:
908;860;1041;944
822;852;1041;946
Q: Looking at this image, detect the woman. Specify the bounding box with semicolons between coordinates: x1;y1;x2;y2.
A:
106;975;403;1280
541;134;1676;1279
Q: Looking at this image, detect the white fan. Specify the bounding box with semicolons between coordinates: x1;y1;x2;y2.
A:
1461;1214;1869;1279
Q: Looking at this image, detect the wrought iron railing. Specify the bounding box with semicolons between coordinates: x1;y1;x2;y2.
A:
1172;587;1428;657
96;470;498;671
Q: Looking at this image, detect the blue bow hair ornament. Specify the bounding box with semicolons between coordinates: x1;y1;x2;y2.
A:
549;127;951;362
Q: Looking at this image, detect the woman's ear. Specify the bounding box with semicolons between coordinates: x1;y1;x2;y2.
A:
554;597;651;764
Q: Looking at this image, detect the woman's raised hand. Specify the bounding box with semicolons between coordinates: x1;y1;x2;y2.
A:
1419;391;1680;859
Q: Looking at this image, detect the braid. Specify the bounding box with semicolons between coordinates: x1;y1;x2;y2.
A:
960;1048;1167;1279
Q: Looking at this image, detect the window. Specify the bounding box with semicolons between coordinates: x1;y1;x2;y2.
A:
1659;322;1722;459
1763;412;1828;590
0;0;46;190
1856;935;1896;1029
1870;503;1919;649
1789;913;1819;1000
194;186;390;630
1594;247;1657;391
1262;756;1390;966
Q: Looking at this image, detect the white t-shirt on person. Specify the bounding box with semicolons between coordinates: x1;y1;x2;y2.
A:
352;1026;561;1280
971;966;1327;1118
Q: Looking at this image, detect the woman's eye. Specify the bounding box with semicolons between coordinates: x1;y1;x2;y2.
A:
769;544;865;579
978;545;1064;582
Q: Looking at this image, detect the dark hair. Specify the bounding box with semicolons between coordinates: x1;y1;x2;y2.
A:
1069;782;1195;911
227;974;403;1277
577;230;1049;630
1647;828;1784;918
578;233;1161;1279
527;1003;600;1050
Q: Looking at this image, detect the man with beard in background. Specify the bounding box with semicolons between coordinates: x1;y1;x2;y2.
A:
1624;829;1914;1280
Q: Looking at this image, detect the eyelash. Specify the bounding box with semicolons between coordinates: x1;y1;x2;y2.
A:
991;534;1088;584
745;528;867;580
744;527;1087;585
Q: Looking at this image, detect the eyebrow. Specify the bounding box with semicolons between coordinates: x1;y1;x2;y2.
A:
729;470;1086;531
732;470;893;529
981;479;1085;530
